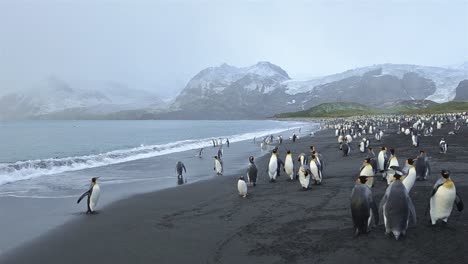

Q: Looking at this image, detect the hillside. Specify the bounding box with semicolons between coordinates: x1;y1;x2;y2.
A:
274;102;378;118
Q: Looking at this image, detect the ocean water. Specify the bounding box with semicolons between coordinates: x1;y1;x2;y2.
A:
0;120;317;198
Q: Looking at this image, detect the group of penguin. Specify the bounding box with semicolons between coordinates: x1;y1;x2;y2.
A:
327;113;466;240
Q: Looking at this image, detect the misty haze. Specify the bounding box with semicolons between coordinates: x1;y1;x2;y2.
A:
0;0;467;263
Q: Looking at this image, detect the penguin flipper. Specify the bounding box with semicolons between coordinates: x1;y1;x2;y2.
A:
378;192;389;225
455;193;464;212
77;190;91;204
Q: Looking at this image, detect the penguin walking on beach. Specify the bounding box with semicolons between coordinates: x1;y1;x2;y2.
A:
360;158;375;188
268;149;278;182
411;129;419;147
237;176;248;198
342;140;351;157
415;150;430;181
429;170;464;225
284;151;294;181
276;155;285;178
298;165;311;190
175;161;187;185
367;147;378;174
214;156;223;175
379;173;417;240
309;154;322;185
246;156;258;186
359;140;366;153
77;177;101;214
439;138;448;154
351;176;379;236
400;159;416;193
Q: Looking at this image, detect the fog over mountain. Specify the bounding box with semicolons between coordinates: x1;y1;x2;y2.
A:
0;0;467;119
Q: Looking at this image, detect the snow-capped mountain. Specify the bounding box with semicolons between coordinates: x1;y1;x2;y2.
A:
0;77;164;119
284;63;468;102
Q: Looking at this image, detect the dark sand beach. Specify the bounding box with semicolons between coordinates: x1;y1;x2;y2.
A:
2;123;468;264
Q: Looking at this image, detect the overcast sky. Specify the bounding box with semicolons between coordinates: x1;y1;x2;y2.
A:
0;0;467;98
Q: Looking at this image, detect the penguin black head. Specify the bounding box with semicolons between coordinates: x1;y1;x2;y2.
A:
358;176;368;184
406;159;414;165
287;150;291;154
419;150;425;154
91;177;98;183
441;170;450;179
272;149;277;154
390;149;395;155
249;156;254;162
381;146;386;151
312;151;317;155
213;156;218;159
363;158;371;163
310;146;315;151
239;175;245;181
368;147;373;151
393;174;403;181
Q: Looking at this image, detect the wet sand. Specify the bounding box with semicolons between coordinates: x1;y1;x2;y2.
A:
2;124;467;264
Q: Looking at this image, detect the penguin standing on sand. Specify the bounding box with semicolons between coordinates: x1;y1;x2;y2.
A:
214;156;223;175
415;150;430;181
175;161;187;185
77;177;101;214
237;176;248;198
385;149;399;185
284;151;294;181
398;159;416;192
378;147;389;177
411;129;419;147
359;140;366;153
342;139;351;157
309;154;322;185
367;147;378;174
351;176;379;236
268;149;278;182
439;138;447;154
246;156;258;186
360;158;375;188
429;170;464;225
298;165;311;190
379;173;417;240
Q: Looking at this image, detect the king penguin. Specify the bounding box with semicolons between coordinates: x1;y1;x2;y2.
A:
379;173;417;240
298;164;311;190
175;161;187;185
386;149;399;185
214;156;223;175
429;170;464;225
237;176;248;198
351;176;379;235
360;158;375;188
309;154;322;185
77;177;101;214
415;150;430;181
284;150;294;181
401;159;416;193
268;149;278;182
246;156;258;186
378;147;389;179
411;129;419;147
439;138;447;154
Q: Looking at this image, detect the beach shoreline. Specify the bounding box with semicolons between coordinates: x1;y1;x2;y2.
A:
2;123;468;264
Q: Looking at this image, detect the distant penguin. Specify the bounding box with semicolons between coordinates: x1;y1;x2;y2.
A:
351;176;379;236
379;173;417;240
214;156;223;175
246;156;258;186
175;161;187;185
378;147;389;175
309;154;322;185
359;140;366;153
342;141;350;157
405;128;411;135
77;177;101;214
439;138;447;154
284;151;294;181
217;146;223;160
237;176;248;198
401;159;416;192
360;159;375;188
415;150;430;181
197;148;204;158
411;130;419;147
345;134;353;143
268;149;278;182
276;156;285;177
430;170;464;225
298;165;311;190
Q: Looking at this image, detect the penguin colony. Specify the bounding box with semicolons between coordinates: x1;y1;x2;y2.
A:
76;112;466;242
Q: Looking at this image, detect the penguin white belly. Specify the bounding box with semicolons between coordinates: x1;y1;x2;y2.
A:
430;187;456;224
309;162;320;182
89;184;100;212
284;157;294;180
359;142;365;153
215;160;223;174
345;135;352;143
298;170;310;188
377;152;385;171
268;156;278;180
412;135;418;146
386;158;399;185
405;129;410;135
402;168;416;192
338;135;343;143
360;165;374;188
237;180;247;196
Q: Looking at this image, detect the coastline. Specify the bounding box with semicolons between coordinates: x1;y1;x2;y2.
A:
2;124;468;263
